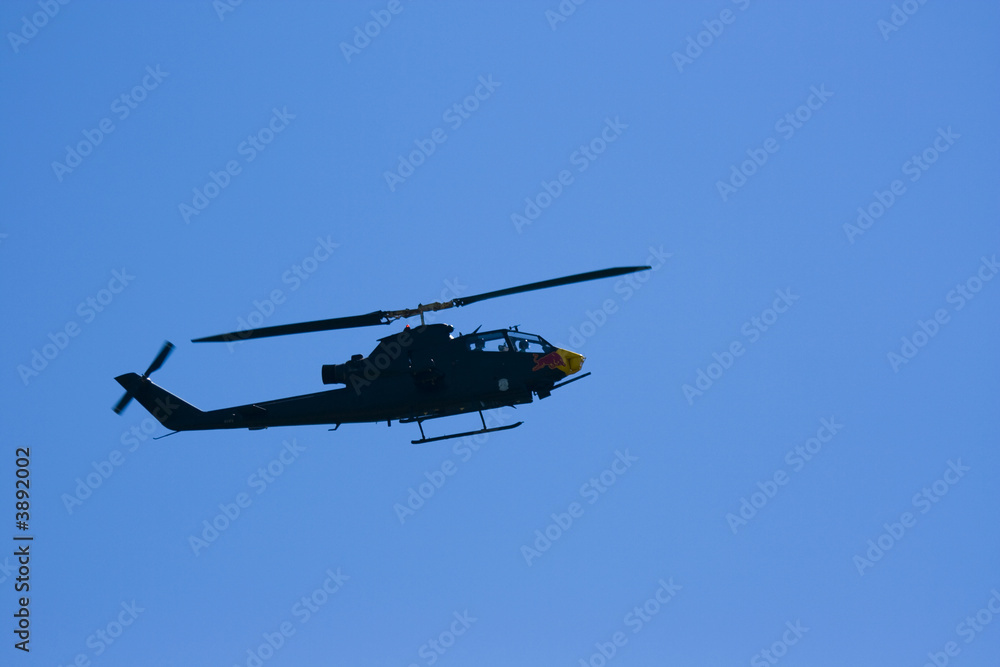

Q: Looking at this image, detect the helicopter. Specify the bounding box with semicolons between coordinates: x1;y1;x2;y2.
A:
113;266;649;443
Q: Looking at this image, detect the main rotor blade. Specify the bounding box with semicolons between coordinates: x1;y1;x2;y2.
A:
192;267;650;343
453;266;651;307
143;341;175;376
191;311;389;343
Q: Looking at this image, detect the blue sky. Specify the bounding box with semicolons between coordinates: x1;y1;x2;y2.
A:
2;1;998;665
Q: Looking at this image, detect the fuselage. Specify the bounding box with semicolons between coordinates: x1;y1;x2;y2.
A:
117;324;584;432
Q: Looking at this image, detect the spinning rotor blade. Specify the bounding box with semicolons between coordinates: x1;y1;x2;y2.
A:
112;392;134;415
453;266;651;307
113;341;174;414
191;266;652;343
144;341;175;375
191;311;388;343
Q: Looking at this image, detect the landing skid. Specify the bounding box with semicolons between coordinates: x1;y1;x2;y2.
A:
405;410;523;444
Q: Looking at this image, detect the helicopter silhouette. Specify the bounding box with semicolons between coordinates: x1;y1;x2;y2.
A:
113;266;648;443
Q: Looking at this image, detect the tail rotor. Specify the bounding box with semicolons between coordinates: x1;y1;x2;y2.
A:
113;341;175;414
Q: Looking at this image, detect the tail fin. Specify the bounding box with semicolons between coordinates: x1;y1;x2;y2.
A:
114;373;204;431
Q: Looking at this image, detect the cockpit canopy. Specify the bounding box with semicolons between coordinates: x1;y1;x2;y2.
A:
464;330;555;354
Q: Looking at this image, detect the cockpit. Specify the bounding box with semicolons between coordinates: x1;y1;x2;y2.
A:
465;330;555;354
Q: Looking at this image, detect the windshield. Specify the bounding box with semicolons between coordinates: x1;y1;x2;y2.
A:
507;332;553;354
466;331;511;352
465;331;554;353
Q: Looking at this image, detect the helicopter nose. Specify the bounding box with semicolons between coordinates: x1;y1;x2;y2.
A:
558;349;585;376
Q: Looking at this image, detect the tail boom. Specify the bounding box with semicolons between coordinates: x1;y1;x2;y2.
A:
114;374;207;431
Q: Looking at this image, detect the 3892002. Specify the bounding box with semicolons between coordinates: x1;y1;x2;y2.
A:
15;448;30;519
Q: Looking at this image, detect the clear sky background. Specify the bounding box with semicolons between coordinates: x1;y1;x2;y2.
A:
2;1;998;665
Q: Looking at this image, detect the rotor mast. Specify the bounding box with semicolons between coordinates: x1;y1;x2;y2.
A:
384;301;455;327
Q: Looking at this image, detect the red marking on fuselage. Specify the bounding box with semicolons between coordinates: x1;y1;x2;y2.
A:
532;351;565;371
